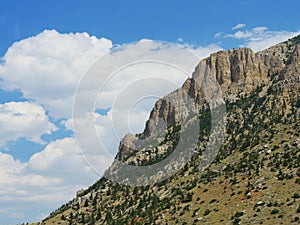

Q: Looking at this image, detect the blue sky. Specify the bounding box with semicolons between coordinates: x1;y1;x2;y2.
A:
0;0;300;224
1;0;300;55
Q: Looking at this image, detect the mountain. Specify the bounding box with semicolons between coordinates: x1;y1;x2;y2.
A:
36;35;300;225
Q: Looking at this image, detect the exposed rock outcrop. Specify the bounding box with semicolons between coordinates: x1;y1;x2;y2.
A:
42;35;300;225
116;39;300;161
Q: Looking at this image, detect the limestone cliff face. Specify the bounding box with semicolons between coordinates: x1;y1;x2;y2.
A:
116;77;204;160
205;48;265;85
43;35;300;225
116;37;300;161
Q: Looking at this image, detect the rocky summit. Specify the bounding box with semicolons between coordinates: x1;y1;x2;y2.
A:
35;35;300;225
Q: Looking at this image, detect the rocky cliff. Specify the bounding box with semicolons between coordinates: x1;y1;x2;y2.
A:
39;35;300;225
116;36;300;163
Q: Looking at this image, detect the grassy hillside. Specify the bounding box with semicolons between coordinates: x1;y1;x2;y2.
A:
39;81;300;225
33;37;300;225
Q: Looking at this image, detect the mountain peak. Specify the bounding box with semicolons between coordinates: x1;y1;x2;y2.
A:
40;35;300;225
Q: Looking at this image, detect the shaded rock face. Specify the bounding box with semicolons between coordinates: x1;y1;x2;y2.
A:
115;75;206;161
207;48;265;85
43;36;300;225
117;133;138;161
116;77;204;161
116;40;300;161
280;44;300;80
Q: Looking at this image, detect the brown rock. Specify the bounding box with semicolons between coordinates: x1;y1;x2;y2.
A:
116;40;300;161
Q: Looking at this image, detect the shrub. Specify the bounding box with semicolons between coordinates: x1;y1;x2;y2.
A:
270;209;279;214
292;193;300;199
209;199;217;204
203;209;211;216
234;211;244;218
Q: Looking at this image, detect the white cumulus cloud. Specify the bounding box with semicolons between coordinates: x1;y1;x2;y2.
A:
0;30;222;223
0;29;113;118
0;101;57;147
0;137;109;223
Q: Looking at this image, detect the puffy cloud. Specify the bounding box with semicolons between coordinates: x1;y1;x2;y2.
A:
0;30;222;223
0;30;220;121
0;137;108;223
0;29;113;118
0;137;101;191
27;137;111;182
232;23;246;30
0;101;57;147
0;151;25;184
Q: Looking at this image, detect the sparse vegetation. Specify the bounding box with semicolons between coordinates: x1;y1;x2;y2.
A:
35;35;300;225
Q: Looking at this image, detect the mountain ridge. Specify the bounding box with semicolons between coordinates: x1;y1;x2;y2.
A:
116;35;299;165
36;35;300;225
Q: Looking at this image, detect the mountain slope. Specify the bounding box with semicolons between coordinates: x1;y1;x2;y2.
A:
38;35;300;225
